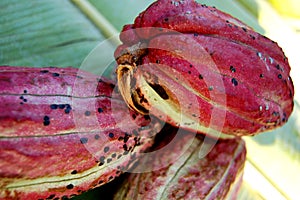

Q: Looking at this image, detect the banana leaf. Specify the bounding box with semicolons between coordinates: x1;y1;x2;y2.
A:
0;0;105;67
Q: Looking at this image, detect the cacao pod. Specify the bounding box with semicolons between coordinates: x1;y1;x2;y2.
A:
115;0;294;138
0;66;161;200
114;125;246;200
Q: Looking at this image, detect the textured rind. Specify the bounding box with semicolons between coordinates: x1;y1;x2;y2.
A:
115;0;294;136
114;126;246;200
0;66;161;200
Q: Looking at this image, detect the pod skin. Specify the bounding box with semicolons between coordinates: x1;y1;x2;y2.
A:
114;125;246;200
115;0;294;138
0;66;161;200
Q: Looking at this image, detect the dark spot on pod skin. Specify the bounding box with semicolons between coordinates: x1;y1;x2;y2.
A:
66;184;74;189
109;176;114;180
50;104;58;109
282;117;287;122
85;111;91;116
104;146;110;153
128;146;133;152
99;156;105;165
23;90;27;94
272;112;280;116
123;144;128;151
231;78;238;86
156;60;160;64
111;153;116;158
164;17;169;22
194;33;199;36
208;86;214;91
250;35;256;40
278;74;283;79
47;194;56;199
289;90;293;98
43;116;50;126
59;104;66;109
242;27;247;32
19;97;27;103
71;170;77;175
260;74;264;78
20;96;27;103
80;137;88;144
94;134;100;140
124;133;130;143
52;73;60;77
99;180;104;185
131;113;137;119
135;138;141;146
40;70;49;73
107;158;112;163
230;66;236;73
63;104;71;114
199;74;203;79
188;71;191;74
108;132;114;138
282;113;287;122
276;64;281;70
98;108;103;113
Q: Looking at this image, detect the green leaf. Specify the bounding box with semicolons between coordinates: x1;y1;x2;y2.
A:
88;0;153;31
0;0;105;67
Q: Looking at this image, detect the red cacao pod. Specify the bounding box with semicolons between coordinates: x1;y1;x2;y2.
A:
114;125;246;200
0;66;161;199
115;0;294;138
